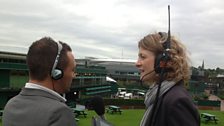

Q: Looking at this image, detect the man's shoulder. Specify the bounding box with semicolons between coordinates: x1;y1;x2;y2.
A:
4;90;71;118
21;88;65;102
5;88;68;110
4;94;20;108
23;88;69;109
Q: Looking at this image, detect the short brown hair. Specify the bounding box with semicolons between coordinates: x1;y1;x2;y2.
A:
27;37;72;81
138;32;190;82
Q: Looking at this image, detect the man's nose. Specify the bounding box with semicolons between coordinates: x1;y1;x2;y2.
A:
73;72;77;78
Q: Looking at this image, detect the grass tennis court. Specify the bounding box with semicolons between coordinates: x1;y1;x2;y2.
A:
0;109;223;126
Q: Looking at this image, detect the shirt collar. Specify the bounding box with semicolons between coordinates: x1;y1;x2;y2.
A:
25;82;67;102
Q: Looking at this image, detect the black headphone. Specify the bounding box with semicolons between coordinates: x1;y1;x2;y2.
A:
51;42;63;80
154;4;171;74
154;32;171;74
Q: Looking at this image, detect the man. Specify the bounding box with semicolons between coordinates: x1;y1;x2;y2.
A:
3;37;77;126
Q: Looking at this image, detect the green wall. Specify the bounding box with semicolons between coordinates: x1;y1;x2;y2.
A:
10;75;28;89
0;70;10;88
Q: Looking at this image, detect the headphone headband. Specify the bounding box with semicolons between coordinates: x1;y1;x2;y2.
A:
158;32;170;50
51;42;62;78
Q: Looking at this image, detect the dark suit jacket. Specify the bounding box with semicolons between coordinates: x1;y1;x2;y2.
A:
3;88;77;126
152;81;200;126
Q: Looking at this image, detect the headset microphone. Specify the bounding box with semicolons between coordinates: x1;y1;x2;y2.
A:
140;64;164;87
140;70;155;81
140;69;154;87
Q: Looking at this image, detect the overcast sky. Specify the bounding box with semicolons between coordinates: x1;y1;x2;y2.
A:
0;0;224;69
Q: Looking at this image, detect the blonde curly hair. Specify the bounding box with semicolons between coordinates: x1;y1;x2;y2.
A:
138;32;191;82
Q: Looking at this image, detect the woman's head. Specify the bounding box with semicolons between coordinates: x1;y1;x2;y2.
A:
135;32;190;83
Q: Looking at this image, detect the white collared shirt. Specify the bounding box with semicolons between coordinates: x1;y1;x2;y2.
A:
25;82;67;102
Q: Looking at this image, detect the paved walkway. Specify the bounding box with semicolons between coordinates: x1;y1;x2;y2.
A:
221;100;224;111
208;94;224;111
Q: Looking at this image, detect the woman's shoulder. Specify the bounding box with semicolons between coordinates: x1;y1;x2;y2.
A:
163;81;192;105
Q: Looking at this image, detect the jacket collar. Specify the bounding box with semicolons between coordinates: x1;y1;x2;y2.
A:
20;88;66;103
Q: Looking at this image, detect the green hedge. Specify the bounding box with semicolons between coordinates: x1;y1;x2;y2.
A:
104;98;144;106
197;100;221;107
79;98;145;106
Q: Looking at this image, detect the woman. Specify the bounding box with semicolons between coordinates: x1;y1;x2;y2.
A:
136;32;200;126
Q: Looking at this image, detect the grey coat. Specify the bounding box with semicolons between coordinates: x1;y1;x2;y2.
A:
3;88;77;126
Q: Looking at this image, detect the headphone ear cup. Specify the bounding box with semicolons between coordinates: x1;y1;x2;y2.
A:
155;52;171;74
154;54;163;74
52;68;63;80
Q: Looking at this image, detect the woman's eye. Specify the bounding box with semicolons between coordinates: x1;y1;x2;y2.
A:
139;55;145;59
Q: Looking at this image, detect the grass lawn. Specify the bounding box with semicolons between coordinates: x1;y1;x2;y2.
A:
0;109;223;126
77;109;144;126
200;110;224;126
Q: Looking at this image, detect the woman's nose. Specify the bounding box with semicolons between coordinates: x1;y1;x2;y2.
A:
135;60;141;68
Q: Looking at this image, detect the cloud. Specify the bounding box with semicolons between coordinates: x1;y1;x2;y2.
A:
0;0;224;69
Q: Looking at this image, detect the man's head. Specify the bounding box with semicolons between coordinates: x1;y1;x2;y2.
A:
27;37;76;93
